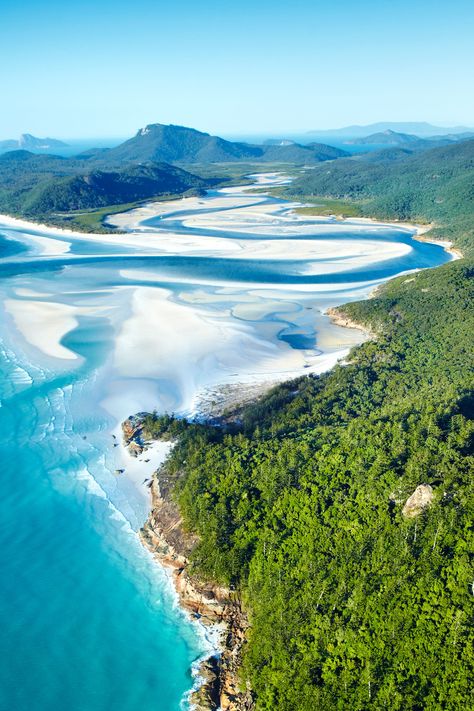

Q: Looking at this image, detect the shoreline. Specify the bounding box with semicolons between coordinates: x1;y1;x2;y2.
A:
140;478;251;711
325;306;375;339
331;217;464;261
0;211;106;237
123;229;461;711
0;196;464;263
122;416;253;711
412;229;463;260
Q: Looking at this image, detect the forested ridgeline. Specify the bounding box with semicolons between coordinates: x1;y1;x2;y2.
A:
0;151;211;221
285;138;474;257
143;258;474;710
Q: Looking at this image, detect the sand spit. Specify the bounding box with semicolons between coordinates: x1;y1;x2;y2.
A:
4;299;80;360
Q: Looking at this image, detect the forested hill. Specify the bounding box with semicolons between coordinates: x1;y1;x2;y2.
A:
0;150;210;218
144;259;474;710
286;138;474;255
144;263;474;709
140;137;474;709
83;123;348;165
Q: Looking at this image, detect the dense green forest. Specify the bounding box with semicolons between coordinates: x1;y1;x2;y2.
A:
142;140;474;709
285;138;474;256
145;263;474;709
0;150;211;226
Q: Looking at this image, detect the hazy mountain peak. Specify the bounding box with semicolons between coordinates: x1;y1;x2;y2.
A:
0;134;68;152
308;122;474;138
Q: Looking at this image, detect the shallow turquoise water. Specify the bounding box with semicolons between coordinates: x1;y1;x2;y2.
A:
0;326;206;711
0;185;451;710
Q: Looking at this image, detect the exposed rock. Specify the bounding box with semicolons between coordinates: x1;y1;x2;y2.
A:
121;413;148;455
140;467;254;711
402;484;435;518
192;656;220;711
326;306;374;337
128;440;143;457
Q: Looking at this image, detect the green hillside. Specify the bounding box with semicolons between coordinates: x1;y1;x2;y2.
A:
145;260;474;710
285;138;474;255
86;123;348;166
0;150;211;226
18;163;208;213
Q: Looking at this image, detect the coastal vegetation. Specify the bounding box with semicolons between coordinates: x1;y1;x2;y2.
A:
0;151;212;230
285;194;363;218
284;138;474;256
52;197;191;233
141;138;474;709
145;261;474;709
18;163;209;214
294;200;362;217
2;122;473;707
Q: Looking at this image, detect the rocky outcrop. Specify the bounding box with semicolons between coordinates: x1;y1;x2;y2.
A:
402;484;435;518
192;656;221;710
326;306;374;337
121;413;148;456
140;466;254;711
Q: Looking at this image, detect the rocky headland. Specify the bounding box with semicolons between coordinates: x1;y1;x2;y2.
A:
121;415;255;711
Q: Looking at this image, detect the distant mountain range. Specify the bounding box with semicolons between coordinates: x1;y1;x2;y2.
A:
344;130;474;160
347;129;429;147
5;121;473;229
0;134;69;152
81;123;348;165
345;128;472;150
307;122;474;139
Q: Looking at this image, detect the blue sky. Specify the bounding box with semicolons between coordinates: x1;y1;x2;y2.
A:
1;0;473;138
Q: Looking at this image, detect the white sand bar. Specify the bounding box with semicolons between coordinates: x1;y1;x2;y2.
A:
4;300;79;360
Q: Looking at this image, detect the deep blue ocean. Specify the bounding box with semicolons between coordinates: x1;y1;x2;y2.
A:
0;182;451;710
